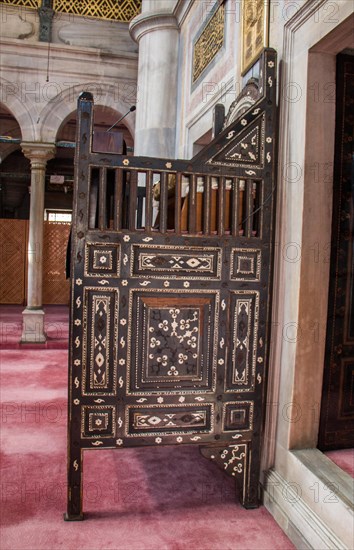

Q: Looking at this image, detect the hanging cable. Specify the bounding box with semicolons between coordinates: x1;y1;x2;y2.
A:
241;180;277;227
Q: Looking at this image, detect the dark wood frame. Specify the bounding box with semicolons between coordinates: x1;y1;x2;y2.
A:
65;48;277;520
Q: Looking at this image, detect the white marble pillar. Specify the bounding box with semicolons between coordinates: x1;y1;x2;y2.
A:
129;1;179;158
21;143;55;343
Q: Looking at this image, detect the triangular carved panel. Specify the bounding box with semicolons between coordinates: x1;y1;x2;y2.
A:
207;115;264;169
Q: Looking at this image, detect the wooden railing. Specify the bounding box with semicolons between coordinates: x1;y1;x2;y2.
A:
87;166;262;238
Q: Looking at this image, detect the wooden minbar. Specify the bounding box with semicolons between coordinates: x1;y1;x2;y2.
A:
65;48;277;520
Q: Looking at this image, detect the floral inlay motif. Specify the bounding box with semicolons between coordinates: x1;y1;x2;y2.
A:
146;308;200;378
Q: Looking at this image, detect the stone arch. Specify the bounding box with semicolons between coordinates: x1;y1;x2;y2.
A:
0;78;37;142
0;100;22;163
0;142;20;164
39;82;136;143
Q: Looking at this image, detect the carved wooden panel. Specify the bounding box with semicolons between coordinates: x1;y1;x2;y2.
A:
209;115;265;169
82;288;119;395
127;291;218;393
85;243;121;277
0;219;27;305
223;401;254;432
42;221;70;304
0;220;71;305
81;405;116;438
66;48;277;520
226;291;260;392
230;248;261;281
131;244;222;279
126;404;214;437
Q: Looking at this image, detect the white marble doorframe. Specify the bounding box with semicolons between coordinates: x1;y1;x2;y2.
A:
262;1;354;548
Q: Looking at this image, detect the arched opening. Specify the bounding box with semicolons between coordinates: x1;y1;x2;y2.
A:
0;104;26;218
0;103;135;305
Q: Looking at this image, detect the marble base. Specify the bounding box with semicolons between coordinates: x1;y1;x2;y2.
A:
21;308;46;343
263;451;354;550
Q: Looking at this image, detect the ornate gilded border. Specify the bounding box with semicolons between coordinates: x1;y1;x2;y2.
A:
241;0;269;75
192;2;225;83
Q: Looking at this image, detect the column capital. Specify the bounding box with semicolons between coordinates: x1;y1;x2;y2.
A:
21;142;56;165
129;10;179;43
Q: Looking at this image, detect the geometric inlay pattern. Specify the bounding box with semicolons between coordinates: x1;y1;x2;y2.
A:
131;244;221;279
82;288;118;395
230;248;261;281
81;406;116;438
208;116;264;169
226;291;259;392
66;48;277;518
225;126;260;164
222;401;254;431
126;404;214;436
85;243;120;277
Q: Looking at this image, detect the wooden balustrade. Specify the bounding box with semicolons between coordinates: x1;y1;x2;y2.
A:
87;167;262;238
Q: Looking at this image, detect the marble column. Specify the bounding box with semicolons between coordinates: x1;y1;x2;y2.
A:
21;142;55;343
129;1;179;158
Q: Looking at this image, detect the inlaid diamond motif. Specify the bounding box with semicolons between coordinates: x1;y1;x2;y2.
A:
148;416;162;425
95;352;104;368
187;258;201;268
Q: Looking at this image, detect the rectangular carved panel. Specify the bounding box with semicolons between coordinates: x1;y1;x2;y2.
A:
226;291;259;392
223;401;254;431
42;222;71;305
241;0;268;74
131;244;221;279
81;405;116;438
127;290;219;394
126;404;214;436
230;248;261;282
82;288;118;395
85;243;120;277
192;3;225;83
0;219;27;304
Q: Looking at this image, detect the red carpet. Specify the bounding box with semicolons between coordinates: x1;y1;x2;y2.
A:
0;305;69;349
0;348;295;550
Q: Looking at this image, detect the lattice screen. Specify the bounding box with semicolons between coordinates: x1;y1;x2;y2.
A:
0;219;28;305
0;0;40;8
53;0;141;22
42;221;70;305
